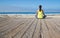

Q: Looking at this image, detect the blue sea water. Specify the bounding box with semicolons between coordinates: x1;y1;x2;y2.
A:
0;12;60;14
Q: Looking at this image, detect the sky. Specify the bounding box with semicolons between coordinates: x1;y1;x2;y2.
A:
0;0;60;12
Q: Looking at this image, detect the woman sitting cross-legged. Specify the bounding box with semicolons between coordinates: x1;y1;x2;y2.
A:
36;5;46;19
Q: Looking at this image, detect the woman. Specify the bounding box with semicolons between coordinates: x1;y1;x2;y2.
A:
36;5;46;19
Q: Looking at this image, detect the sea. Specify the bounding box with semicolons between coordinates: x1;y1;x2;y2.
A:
0;12;60;14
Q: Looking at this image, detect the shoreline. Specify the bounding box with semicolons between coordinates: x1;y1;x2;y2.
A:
0;14;60;18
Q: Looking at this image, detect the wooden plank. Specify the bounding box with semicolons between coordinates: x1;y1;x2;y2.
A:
41;19;52;38
1;18;33;38
47;19;60;38
0;18;60;38
45;19;56;38
45;19;60;38
13;18;35;38
0;17;11;24
0;18;25;32
52;18;60;28
0;18;14;27
0;17;7;22
33;19;40;38
21;19;37;38
0;18;28;38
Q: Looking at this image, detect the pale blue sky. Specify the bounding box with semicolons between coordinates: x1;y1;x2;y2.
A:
0;0;60;12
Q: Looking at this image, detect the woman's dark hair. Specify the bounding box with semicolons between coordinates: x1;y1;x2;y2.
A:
39;5;42;11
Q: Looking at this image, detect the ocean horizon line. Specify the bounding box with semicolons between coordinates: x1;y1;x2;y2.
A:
0;12;60;14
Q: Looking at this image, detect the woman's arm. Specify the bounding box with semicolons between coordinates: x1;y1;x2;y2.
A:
35;10;38;18
42;10;45;15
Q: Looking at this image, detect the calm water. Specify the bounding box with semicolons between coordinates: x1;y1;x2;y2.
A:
0;12;60;14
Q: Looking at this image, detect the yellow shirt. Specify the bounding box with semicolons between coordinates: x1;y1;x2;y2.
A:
37;10;44;19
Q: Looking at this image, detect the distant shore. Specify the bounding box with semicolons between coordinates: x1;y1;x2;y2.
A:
0;14;60;18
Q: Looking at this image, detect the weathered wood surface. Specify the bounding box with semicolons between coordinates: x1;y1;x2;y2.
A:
0;17;60;38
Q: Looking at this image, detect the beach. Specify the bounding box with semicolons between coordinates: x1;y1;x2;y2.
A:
0;14;60;38
0;14;60;18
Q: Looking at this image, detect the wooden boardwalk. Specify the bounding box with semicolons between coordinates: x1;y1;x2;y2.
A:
0;17;60;38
